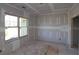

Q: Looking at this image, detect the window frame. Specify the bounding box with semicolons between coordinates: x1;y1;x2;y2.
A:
19;17;28;37
5;13;28;41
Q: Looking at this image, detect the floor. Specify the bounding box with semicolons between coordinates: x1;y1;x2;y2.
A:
7;40;79;55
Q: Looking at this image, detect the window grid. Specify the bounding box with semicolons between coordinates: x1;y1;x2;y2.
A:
5;14;28;40
19;17;27;37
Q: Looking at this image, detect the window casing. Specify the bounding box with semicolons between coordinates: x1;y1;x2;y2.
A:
5;14;28;40
19;17;28;36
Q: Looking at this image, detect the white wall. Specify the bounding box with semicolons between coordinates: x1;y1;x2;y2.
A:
29;4;79;47
36;13;68;44
28;15;38;40
0;9;5;53
70;4;79;18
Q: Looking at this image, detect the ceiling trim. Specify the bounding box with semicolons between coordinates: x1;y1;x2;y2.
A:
25;4;40;14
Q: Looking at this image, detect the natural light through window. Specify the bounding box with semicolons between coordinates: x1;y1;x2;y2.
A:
5;15;18;26
5;14;18;40
5;28;18;40
19;17;28;36
5;14;28;40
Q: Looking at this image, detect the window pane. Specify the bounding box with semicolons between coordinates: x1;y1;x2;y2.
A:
19;17;27;27
20;27;27;36
5;28;18;40
5;15;18;27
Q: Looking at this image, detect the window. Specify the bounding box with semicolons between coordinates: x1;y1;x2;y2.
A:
5;14;28;40
19;17;28;36
5;15;18;40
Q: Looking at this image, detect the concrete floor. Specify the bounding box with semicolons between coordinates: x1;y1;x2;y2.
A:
7;40;79;55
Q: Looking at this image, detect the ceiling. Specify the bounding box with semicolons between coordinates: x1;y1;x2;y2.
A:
8;3;74;15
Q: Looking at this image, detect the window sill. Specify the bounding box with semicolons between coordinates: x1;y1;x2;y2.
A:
5;35;28;44
5;37;19;44
19;35;28;38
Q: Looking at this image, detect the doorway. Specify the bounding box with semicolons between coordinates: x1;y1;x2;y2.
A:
71;16;79;48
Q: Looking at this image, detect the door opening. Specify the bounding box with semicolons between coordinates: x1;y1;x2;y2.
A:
71;16;79;48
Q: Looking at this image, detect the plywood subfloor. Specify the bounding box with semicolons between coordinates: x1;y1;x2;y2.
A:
7;40;78;55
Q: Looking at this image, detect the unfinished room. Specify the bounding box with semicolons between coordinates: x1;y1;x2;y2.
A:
0;3;79;55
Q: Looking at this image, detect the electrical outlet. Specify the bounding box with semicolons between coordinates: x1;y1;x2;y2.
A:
59;38;61;40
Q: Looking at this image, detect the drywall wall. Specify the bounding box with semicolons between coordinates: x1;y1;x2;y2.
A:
28;15;38;40
0;9;5;53
0;4;29;54
36;13;68;44
70;4;79;18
